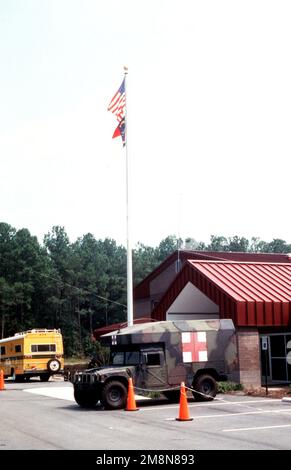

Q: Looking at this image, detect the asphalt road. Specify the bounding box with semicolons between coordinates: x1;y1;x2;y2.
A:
1;380;291;450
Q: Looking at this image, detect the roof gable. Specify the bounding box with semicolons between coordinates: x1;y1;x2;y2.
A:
134;250;291;300
152;260;291;327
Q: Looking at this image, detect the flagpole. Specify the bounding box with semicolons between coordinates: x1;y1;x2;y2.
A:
124;66;134;327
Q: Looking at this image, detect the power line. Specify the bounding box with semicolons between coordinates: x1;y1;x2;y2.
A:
39;272;127;309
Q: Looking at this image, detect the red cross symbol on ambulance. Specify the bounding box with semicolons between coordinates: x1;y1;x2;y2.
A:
181;332;208;362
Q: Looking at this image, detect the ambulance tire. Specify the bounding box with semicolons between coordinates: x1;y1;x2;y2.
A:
101;380;127;410
74;388;99;408
192;374;217;401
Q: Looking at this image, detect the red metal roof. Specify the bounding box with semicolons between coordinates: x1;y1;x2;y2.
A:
134;250;291;300
152;261;291;327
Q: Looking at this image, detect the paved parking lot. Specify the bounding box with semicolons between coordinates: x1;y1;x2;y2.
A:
0;380;291;450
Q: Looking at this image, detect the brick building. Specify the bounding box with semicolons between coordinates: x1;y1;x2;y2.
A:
133;251;291;387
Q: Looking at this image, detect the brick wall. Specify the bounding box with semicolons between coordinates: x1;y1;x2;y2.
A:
236;327;261;388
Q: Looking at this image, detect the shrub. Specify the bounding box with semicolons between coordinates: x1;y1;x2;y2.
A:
86;340;110;367
146;391;162;399
218;381;243;393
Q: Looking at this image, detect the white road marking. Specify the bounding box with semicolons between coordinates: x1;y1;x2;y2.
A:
223;424;291;433
182;408;291;419
141;398;281;412
24;387;75;401
199;398;282;406
164;409;291;421
22;387;287;423
24;386;150;402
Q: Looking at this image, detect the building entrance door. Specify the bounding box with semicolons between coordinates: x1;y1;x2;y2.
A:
260;333;291;385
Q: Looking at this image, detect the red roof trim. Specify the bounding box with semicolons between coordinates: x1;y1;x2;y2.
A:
133;250;220;299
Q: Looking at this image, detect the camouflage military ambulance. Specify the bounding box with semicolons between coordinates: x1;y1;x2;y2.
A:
71;319;239;410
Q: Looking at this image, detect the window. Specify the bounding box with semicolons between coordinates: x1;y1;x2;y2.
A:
112;351;124;365
270;336;285;357
261;333;291;384
31;344;56;353
147;353;160;366
15;345;21;353
271;358;287;381
111;350;140;366
0;346;6;355
145;352;161;366
125;351;140;365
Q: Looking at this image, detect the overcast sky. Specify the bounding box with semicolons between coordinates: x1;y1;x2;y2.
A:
0;0;290;248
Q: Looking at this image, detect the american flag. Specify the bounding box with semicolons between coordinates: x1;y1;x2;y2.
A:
108;78;126;123
181;331;208;363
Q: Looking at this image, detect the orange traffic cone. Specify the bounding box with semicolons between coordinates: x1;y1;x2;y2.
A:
0;370;5;391
125;377;139;411
176;382;193;421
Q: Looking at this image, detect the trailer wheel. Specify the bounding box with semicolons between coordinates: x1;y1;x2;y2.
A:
40;374;50;382
74;388;99;408
14;371;25;382
101;380;127;410
192;374;217;401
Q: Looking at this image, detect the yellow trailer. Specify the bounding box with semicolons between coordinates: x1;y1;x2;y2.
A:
0;329;64;381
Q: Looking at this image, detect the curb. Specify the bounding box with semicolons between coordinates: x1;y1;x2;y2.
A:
282;397;291;403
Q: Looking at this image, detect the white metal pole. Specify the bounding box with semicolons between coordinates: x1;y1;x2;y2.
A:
124;66;134;327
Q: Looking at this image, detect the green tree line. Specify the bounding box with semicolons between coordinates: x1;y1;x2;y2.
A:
0;222;290;357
